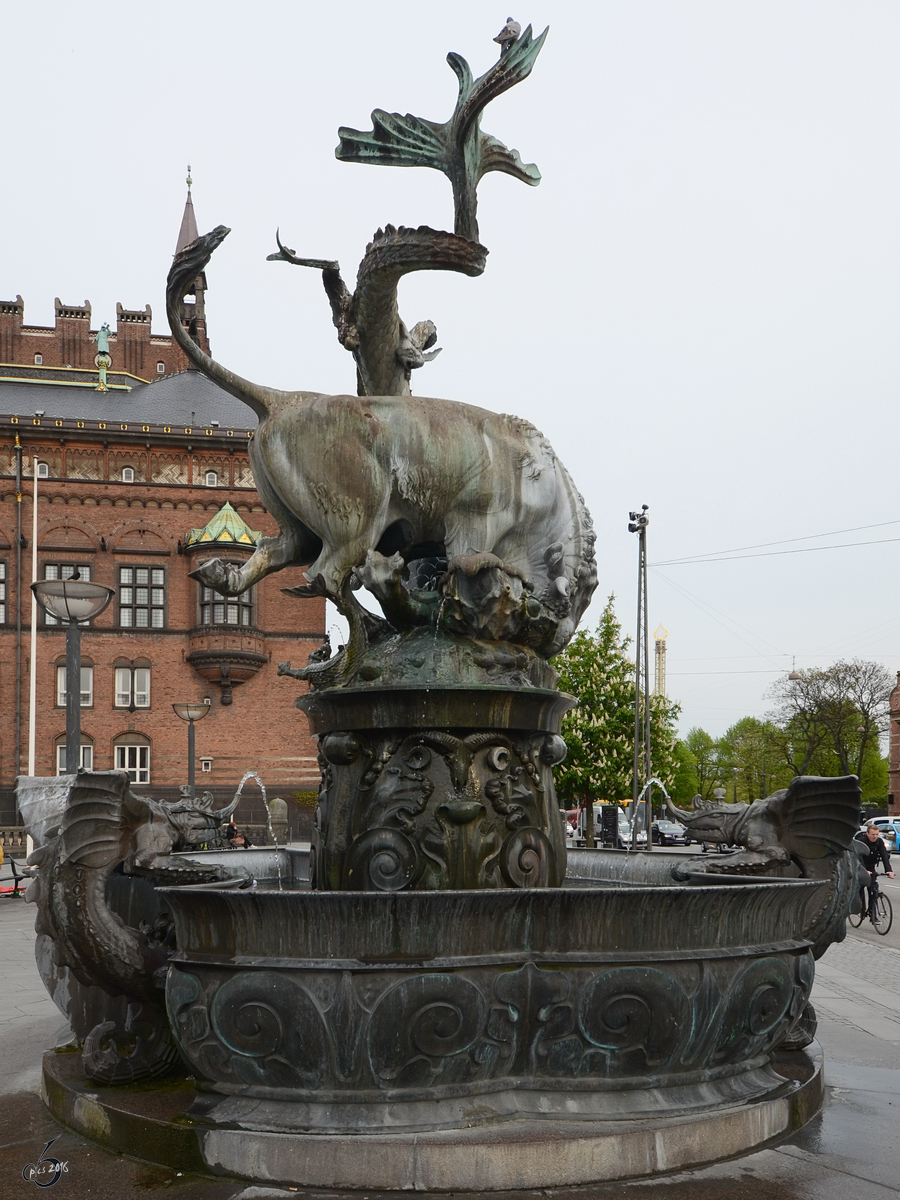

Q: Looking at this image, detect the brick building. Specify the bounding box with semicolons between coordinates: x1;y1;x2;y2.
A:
886;673;900;817
0;186;324;842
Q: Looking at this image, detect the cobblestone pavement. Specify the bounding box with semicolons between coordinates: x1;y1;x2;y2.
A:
2;890;900;1199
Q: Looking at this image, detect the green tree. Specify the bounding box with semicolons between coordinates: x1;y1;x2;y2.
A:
669;738;698;805
648;691;683;802
765;659;891;804
715;716;792;805
677;727;720;802
553;595;681;806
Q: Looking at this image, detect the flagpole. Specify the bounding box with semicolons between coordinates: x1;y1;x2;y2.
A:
23;458;39;857
27;458;38;776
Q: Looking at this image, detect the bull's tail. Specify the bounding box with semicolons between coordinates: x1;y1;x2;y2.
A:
165;227;295;421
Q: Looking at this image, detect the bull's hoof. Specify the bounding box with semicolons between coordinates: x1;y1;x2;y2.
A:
188;558;232;595
281;572;328;599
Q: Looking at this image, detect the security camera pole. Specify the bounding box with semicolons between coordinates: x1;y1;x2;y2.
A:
628;506;651;849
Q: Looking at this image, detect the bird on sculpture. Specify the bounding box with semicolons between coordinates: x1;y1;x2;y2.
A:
493;17;522;54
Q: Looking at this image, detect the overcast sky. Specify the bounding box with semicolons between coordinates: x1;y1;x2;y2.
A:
4;1;900;737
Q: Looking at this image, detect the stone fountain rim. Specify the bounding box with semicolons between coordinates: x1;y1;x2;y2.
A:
159;878;825;898
297;682;577;732
159;878;825;961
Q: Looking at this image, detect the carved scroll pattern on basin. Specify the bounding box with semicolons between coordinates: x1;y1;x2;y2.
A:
169;970;329;1089
316;729;568;891
167;950;814;1099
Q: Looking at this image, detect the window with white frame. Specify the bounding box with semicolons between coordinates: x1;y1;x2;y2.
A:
37;462;49;478
156;361;165;374
0;561;6;624
115;742;150;784
34;353;43;366
118;566;166;628
122;467;135;483
56;744;93;774
205;471;218;487
42;563;94;626
56;664;93;707
115;665;150;709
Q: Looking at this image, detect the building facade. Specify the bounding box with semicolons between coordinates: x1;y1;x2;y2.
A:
0;190;324;840
886;672;900;817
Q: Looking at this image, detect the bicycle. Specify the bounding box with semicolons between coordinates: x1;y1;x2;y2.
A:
849;869;893;936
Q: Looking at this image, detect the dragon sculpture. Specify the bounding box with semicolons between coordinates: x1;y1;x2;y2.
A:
23;771;245;1082
667;775;862;960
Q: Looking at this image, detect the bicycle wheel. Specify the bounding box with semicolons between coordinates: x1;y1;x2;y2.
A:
872;892;893;936
848;908;865;928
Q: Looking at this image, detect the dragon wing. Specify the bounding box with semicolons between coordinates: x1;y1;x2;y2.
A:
771;775;861;860
60;771;145;869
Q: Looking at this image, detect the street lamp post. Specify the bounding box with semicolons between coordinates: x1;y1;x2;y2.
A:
31;574;114;774
172;701;211;800
628;506;651;849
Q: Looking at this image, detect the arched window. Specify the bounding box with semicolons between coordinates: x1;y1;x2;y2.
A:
156;361;165;374
122;467;135;483
114;659;151;709
113;733;150;784
36;462;49;479
56;656;93;707
205;471;218;487
55;733;93;775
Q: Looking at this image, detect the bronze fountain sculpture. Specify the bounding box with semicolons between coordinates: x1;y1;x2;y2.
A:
20;22;862;1190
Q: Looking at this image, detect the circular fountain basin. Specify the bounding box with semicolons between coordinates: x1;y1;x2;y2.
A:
162;880;820;1128
43;877;825;1191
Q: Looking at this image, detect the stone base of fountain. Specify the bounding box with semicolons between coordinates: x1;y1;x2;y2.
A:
41;1041;823;1189
298;683;574;891
33;876;813;1188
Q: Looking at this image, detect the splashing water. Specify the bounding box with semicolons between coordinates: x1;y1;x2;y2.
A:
233;769;267;809
628;777;671;852
637;777;671;805
233;771;284;891
264;798;285;892
432;596;448;651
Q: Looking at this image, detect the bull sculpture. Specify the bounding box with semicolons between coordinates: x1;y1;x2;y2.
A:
165;227;597;678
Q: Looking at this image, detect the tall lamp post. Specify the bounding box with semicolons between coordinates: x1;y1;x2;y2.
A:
172;701;210;800
628;506;651;848
31;574;114;774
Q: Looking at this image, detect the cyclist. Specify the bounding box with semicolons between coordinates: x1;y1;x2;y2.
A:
853;821;894;917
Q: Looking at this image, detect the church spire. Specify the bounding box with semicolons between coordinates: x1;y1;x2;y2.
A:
175;165;200;255
173;165;209;358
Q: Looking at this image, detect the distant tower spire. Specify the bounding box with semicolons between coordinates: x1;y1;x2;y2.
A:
174;164;209;357
653;624;668;697
175;164;200;256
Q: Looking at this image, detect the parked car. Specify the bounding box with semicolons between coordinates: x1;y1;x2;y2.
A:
651;820;691;846
617;817;633;848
